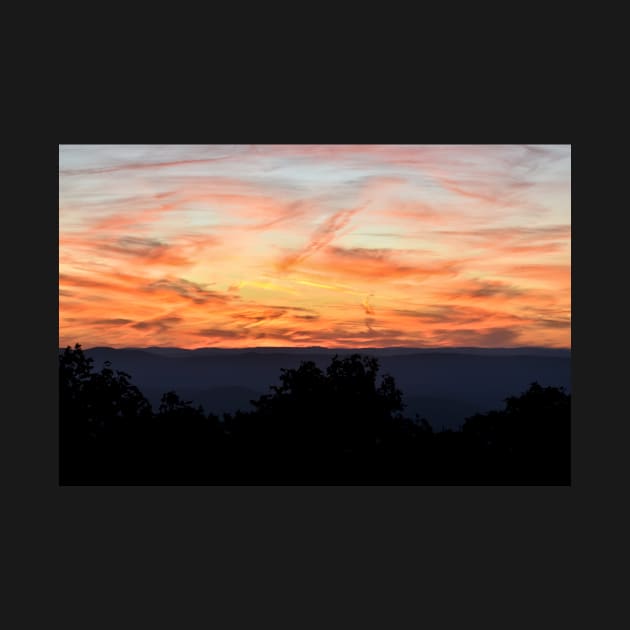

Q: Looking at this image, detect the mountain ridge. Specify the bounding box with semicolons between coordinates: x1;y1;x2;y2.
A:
60;345;571;429
74;345;571;358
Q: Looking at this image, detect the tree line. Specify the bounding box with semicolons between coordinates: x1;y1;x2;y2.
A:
60;344;570;485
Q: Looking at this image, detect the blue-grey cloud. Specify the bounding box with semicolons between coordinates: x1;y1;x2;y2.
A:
148;278;232;304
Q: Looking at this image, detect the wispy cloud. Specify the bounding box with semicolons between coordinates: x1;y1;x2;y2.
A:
131;316;184;332
430;327;522;347
277;206;366;271
146;278;228;304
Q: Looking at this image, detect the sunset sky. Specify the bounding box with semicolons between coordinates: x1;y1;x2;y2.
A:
59;145;571;349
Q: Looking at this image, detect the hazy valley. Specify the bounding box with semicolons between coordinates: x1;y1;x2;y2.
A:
74;346;571;429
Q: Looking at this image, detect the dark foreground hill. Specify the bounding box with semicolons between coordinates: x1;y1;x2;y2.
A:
76;346;571;429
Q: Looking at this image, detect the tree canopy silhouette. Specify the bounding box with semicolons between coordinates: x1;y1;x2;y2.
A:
59;344;570;485
461;382;570;483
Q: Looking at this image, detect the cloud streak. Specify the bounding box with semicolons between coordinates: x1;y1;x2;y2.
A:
277;206;365;271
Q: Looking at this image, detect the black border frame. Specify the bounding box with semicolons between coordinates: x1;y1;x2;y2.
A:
12;52;611;629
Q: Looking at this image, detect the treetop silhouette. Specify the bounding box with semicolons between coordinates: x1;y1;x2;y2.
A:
59;344;570;485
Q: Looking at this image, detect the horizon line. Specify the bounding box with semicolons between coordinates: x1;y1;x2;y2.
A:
61;343;572;351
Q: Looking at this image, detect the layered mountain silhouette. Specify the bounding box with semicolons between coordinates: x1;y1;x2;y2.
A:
59;344;571;485
74;346;570;430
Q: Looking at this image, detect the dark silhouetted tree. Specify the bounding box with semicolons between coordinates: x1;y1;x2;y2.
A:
461;382;570;483
60;347;570;485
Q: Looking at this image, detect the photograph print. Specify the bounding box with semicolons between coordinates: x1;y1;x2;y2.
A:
59;144;571;485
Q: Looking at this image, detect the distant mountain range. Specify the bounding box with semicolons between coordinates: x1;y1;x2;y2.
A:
95;345;571;358
64;346;571;429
